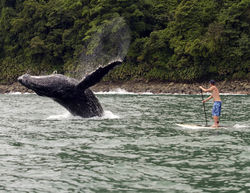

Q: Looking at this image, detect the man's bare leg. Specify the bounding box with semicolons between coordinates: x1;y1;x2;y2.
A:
212;116;219;128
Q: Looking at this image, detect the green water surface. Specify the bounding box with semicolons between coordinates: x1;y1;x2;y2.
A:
0;93;249;192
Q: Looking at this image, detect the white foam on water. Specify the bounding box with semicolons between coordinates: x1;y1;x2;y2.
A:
101;111;120;119
46;111;119;120
141;91;154;95
7;92;22;95
233;124;249;128
95;88;155;95
95;90;247;96
95;88;135;95
220;93;247;96
176;124;218;130
163;93;191;95
46;112;73;120
7;92;32;95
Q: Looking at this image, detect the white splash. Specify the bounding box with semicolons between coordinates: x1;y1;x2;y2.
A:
46;111;119;120
95;88;153;95
101;111;120;119
95;88;135;95
233;124;249;128
46;112;73;120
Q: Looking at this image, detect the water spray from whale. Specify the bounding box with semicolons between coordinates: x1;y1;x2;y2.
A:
18;17;131;118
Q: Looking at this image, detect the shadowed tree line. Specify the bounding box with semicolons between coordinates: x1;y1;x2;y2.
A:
0;0;249;83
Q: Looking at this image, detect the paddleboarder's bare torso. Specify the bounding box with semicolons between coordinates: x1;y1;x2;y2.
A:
200;85;221;102
199;80;222;128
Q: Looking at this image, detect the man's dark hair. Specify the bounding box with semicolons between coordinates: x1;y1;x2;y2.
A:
209;80;216;85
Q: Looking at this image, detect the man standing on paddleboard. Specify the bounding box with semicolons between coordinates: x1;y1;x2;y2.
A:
199;80;222;128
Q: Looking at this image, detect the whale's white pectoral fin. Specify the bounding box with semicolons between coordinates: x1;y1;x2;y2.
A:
77;61;122;90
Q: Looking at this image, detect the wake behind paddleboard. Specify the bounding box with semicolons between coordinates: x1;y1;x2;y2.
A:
176;124;226;129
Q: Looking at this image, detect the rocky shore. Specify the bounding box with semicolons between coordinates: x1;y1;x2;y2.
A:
92;80;249;94
0;80;249;95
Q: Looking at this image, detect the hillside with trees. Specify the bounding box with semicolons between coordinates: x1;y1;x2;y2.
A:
0;0;249;84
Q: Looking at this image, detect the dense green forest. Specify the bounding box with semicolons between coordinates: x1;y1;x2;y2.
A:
0;0;249;84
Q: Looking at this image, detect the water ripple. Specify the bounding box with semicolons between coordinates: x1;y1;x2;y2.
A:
0;94;249;192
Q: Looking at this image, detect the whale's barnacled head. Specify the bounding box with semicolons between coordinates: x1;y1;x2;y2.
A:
18;74;79;97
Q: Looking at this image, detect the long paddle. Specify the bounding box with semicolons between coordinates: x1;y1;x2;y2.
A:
200;89;208;127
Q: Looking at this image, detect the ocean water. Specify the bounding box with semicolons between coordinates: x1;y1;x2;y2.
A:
0;91;249;193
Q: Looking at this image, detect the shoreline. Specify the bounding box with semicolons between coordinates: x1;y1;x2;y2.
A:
0;80;249;95
93;80;249;95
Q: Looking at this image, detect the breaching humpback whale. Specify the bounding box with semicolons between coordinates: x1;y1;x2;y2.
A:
18;61;121;118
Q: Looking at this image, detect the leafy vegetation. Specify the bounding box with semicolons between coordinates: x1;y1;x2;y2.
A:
0;0;249;83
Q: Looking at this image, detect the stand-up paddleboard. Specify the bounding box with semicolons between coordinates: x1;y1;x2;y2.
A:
176;124;226;129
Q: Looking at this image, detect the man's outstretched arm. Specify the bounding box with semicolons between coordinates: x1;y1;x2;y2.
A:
199;86;214;92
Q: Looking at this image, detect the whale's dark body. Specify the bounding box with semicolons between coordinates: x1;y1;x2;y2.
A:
18;61;121;118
